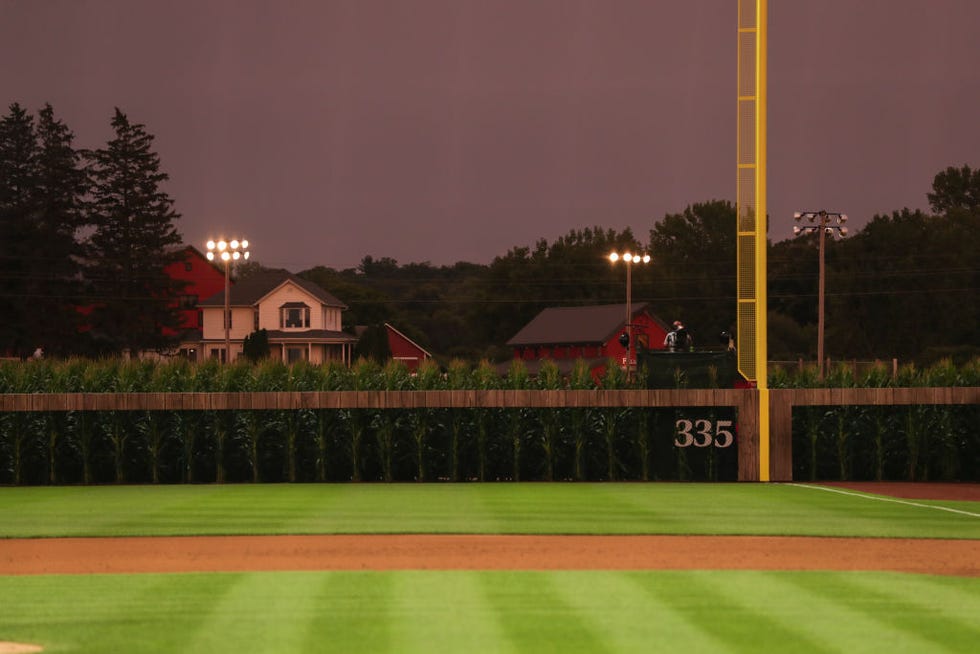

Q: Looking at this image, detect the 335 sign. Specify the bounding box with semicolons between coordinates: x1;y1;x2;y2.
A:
674;419;735;448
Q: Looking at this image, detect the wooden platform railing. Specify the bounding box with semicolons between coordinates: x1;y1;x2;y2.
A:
0;389;762;481
768;387;980;481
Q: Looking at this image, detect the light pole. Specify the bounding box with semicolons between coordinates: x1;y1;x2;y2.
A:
206;238;250;363
792;211;847;378
609;251;650;379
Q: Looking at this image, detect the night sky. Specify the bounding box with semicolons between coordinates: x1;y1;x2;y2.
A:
3;0;978;271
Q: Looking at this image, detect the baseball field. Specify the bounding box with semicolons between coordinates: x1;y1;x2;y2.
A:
1;482;978;653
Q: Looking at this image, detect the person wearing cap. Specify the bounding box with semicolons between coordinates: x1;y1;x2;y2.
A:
665;321;693;352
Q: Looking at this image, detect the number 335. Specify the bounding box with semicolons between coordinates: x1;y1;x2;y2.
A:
674;419;734;448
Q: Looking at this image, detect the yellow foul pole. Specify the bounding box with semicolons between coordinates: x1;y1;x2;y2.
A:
737;0;769;480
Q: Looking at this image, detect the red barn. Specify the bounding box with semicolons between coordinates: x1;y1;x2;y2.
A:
385;323;433;372
162;245;227;360
74;245;226;360
505;303;672;377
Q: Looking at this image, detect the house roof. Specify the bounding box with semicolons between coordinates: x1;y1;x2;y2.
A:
198;269;347;309
506;303;667;347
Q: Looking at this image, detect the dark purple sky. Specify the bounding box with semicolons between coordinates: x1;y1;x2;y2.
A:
3;1;978;271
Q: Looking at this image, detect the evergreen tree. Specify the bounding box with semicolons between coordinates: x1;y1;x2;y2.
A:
0;103;87;357
352;324;392;363
84;108;186;356
0;104;37;356
242;328;271;362
31;105;89;353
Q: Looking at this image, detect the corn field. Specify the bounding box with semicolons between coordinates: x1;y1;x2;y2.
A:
771;359;980;482
0;356;977;485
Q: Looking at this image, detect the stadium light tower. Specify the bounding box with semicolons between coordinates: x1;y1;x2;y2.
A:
206;238;250;363
793;211;848;378
609;251;651;380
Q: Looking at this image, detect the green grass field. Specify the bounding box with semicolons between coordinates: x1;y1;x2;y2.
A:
1;483;978;539
2;483;979;653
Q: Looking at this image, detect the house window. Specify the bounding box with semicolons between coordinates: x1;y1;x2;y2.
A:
281;304;310;328
286;347;306;363
184;261;193;272
210;348;226;363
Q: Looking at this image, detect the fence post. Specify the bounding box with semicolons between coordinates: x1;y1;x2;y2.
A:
768;389;793;481
736;390;760;481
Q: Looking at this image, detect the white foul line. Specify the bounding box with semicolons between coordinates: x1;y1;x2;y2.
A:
786;483;980;518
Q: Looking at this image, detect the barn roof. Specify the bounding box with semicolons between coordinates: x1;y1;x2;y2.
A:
506;303;668;347
385;323;433;359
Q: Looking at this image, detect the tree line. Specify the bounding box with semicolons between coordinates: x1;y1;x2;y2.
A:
2;102;977;365
313;170;978;366
0;103;185;359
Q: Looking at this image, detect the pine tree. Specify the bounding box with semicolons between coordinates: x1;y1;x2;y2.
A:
0;103;87;357
84;108;186;356
31;104;88;354
0;104;37;356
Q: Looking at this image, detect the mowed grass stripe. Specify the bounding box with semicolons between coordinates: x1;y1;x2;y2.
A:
480;572;612;653
2;572;980;653
789;483;980;518
854;573;980;626
182;572;321;653
329;484;504;533
551;571;728;652
1;484;978;539
388;572;507;653
307;572;394;652
0;572;242;654
788;573;980;652
638;571;835;654
148;486;325;533
474;484;645;534
734;572;952;654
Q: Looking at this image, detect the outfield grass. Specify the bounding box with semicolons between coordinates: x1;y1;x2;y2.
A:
0;483;978;539
2;484;978;653
1;570;978;653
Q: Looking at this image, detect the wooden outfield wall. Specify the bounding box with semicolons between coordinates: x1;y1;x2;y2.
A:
0;389;761;481
767;386;980;481
2;387;977;482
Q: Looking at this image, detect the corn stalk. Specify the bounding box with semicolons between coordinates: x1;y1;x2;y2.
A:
536;359;562;481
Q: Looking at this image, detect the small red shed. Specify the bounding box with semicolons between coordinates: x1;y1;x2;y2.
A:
385;323;433;372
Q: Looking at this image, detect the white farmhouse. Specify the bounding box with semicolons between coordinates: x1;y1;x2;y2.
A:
198;269;357;364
